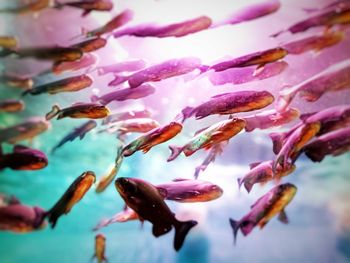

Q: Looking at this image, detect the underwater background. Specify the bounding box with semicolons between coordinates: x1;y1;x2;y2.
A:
1;0;350;262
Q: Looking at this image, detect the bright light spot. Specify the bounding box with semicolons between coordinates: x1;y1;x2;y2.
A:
161;97;169;105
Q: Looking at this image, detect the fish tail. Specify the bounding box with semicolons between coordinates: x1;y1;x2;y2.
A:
229;218;240;245
108;75;128;86
243;182;253;193
276;84;296;113
270;30;284;38
90;95;99;103
237;178;243;189
198;65;209;73
180;106;194;123
46;104;61;121
167;145;183;162
21;89;32;97
46;210;59;229
174;220;198;251
269;132;284;154
193;166;202;179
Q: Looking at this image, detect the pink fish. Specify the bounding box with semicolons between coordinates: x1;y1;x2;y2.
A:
102;109;152;125
54;0;113;17
97;59;146;76
0;99;25;113
53;53;98;74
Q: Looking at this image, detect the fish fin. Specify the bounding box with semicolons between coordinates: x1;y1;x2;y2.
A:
229;218;240;245
270;30;284;38
33;207;48;229
90;95;99;103
249;162;262;169
180;107;194;123
21;89;31;96
276;84;297;113
193;126;209;136
210;92;232;99
47;210;60;228
81;10;91;17
244;181;253;193
237;178;243;190
269;132;284;155
244;120;255;132
172;178;189;182
156;187;168;199
46;104;61;120
259;220;268;229
152;223;172;237
198;65;209;73
108;75;128;86
193;166;202;179
79;133;86;140
278;210;289;224
13;145;29;152
299;112;315;122
174;220;198;251
252;64;265;77
167;145;183;162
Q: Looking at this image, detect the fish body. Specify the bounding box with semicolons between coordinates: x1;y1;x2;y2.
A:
168;118;245;161
229;183;297;243
87;9;133;37
0;145;48;170
0;0;51;15
55;0;113;16
0;36;17;49
207;47;288;73
244;107;300;132
71;37;107;53
47;171;96;228
122;121;182;157
0;204;47;233
93;84;155;105
95;146;124;193
157;178;223;203
10;47;83;62
181;90;274;122
51;120;97;153
101;118;160;135
23;74;92;96
93;234;107;263
0;194;20;207
237;161;296;193
115;177;198;251
102;109;152;125
277;59;350;112
0;99;25;113
126;57;201;88
93;208;139;231
304;126;350;162
0;117;50;144
274;122;321;169
53;53;98;74
113;16;212;38
46;103;110;120
281;31;344;55
97;59;146;75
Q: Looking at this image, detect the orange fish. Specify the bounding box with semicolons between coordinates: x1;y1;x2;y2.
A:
92;234;108;263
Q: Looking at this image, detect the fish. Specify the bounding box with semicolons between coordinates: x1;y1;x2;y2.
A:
167;118;245;162
300;105;350;135
124;57;202;88
276;59;350;112
0;99;25;113
51;120;97;153
113;16;212;38
229;183;297;244
122;121;182;157
0;194;20;207
0;117;50;144
0;145;48;171
3;47;83;62
202;47;288;73
99;118;160;136
22;74;93;96
303;126;350;162
46;171;96;228
95;146;124;193
243;107;300;132
271;6;350;37
93;208;139;231
70;37;107;53
180;90;274;122
0;36;17;49
97;59;147;76
53;53;98;74
0;0;51;15
55;0;113;16
0;204;47;233
209;61;288;86
156;178;223;203
237;161;296;193
194;141;227;179
281;31;344;55
102;109;152;125
45;102;110;120
84;9;134;37
0;74;34;90
92;234;108;263
274;122;321;170
214;0;280;27
115;177;198;251
302;0;350;13
91;84;155;105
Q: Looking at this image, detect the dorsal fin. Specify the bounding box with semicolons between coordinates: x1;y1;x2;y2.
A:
211;92;231;99
156;187;168;198
172;178;189;182
249;162;262;169
14;145;29;152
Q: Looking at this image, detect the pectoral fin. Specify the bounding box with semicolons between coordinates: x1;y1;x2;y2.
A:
278;210;289;224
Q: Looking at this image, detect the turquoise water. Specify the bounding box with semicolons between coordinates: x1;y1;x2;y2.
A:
1;0;350;262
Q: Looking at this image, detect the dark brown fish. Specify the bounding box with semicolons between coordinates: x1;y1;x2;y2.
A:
0;75;34;90
0;99;25;113
93;233;108;263
70;37;107;53
0;36;17;49
46;103;110;120
46;171;96;228
55;0;113;16
0;0;51;15
115;177;197;251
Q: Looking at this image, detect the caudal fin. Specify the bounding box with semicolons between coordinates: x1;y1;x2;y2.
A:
45;104;61;120
167;145;183;162
174;220;198;251
275;85;297;113
180;106;194;123
21;89;32;96
229;218;240;245
108;75;128;86
269;132;284;154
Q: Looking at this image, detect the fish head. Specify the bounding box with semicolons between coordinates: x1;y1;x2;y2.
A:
95;233;106;241
81;171;96;184
275;183;297;202
59;48;83;62
164;121;183;136
202;184;223;200
115;177;139;199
